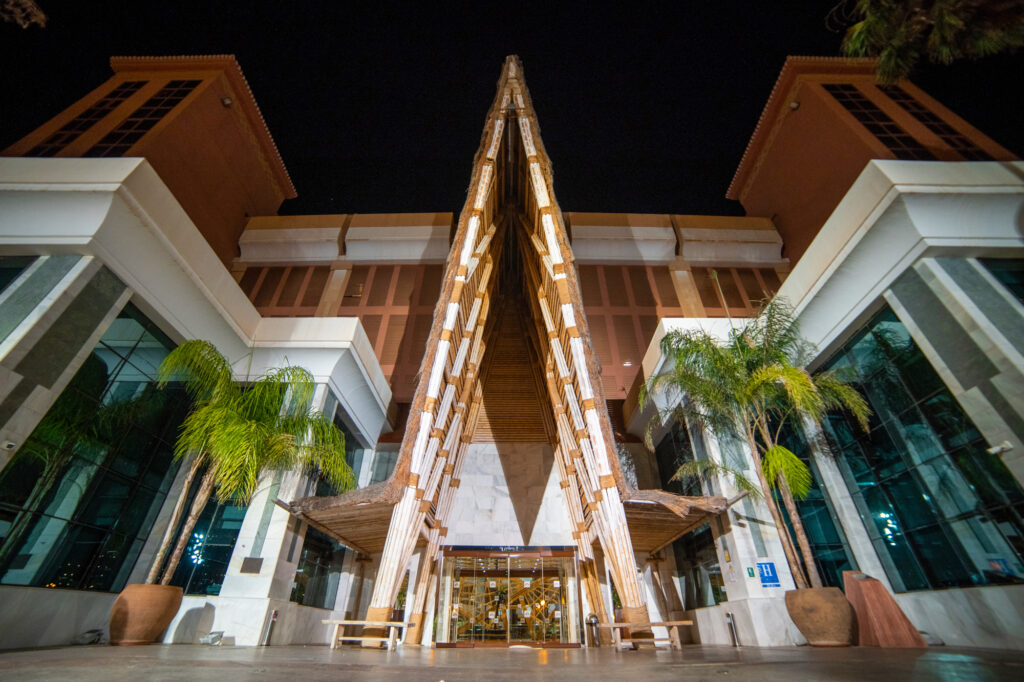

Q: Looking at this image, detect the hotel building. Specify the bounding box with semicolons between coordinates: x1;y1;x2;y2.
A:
0;54;1021;650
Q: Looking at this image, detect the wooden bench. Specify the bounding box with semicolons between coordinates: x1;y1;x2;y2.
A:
322;619;412;651
597;620;693;650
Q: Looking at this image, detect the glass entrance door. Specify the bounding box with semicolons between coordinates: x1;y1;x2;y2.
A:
437;548;580;647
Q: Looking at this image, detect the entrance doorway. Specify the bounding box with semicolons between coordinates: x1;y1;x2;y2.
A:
436;547;580;647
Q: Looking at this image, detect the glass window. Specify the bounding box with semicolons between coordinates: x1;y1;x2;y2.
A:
655;422;700;496
820;304;1024;592
671;523;726;609
774;421;858;588
290;526;346;609
0;256;35;293
980;259;1024;304
369;448;398;485
823;83;934;160
0;303;187;592
167;494;246;596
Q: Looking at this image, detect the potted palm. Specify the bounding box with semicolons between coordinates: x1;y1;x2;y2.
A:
640;299;870;646
109;340;354;645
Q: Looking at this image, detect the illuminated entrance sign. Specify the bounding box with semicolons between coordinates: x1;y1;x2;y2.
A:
435;547;580;647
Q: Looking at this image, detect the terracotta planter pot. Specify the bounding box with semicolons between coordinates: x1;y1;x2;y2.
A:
784;587;855;647
109;584;183;645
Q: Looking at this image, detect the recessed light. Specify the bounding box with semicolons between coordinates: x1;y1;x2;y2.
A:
622;361;633;367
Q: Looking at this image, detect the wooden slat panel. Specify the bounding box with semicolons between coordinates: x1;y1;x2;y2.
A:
628;266;655;306
301;266;330;307
473;301;551;443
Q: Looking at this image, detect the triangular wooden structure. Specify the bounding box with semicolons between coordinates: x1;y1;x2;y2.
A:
286;56;725;644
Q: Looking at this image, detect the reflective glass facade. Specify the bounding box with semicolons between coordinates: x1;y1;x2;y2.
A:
290;526;346;609
655;422;700;496
775;422;857;588
0;256;34;293
981;258;1024;304
821;305;1024;591
0;304;187;591
167;496;246;596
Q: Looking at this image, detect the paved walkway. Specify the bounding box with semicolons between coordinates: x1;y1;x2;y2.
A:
1;644;1022;681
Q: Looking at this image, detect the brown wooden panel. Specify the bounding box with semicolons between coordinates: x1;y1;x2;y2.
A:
628;266;655;307
692;268;721;310
638;314;658;351
366;265;393;307
589;314;612;367
380;314;407;367
362;313;383;349
737;268;766;306
278;266;306;307
612;314;641;366
473;302;551;443
254;266;284;306
718;269;745;310
651;266;679;308
417;264;443;307
604;266;628;307
239;267;261;297
578;264;602;306
393;265;417;307
759;267;782;294
340;265;369;309
301;266;330;307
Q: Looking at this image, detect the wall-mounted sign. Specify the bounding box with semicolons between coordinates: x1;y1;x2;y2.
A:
554;610;561;619
488;611;496;619
553;580;560;588
523;579;531;588
489;580;497;588
746;567;755;578
757;561;780;587
524;607;532;617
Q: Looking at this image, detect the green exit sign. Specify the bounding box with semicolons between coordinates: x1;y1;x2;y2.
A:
746;567;755;578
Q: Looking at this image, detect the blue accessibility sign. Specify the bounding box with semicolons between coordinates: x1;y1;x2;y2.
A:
757;561;780;587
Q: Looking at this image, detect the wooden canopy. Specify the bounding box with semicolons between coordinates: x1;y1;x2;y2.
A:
283;484;725;557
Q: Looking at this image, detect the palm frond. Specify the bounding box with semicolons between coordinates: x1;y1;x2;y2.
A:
157;340;234;401
761;444;813;499
671;459;762;499
814;370;872;432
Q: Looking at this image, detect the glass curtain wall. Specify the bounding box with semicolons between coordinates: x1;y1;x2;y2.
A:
774;421;858;588
290;526;346;609
820;305;1024;592
655;424;727;608
166;496;246;596
0;304;188;592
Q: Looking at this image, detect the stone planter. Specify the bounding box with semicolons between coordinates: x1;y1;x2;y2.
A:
785;587;855;647
109;584;183;645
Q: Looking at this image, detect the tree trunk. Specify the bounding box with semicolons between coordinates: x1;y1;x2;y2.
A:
777;475;824;589
744;429;808;589
146;455;203;584
159;469;214;586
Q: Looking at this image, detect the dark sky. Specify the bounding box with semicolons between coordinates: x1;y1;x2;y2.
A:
2;1;1021;217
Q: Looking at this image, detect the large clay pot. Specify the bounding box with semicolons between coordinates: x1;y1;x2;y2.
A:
109;584;183;645
784;587;855;647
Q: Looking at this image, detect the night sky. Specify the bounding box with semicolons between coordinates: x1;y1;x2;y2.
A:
2;1;1021;218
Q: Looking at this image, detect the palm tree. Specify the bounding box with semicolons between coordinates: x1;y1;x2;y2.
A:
144;340;354;585
837;0;1024;83
640;299;870;590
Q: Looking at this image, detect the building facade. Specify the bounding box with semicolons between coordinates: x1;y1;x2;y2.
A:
0;54;1021;650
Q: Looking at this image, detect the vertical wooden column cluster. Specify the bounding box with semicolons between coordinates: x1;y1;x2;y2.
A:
367;57;652;644
363;73;510;641
505;66;651;631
